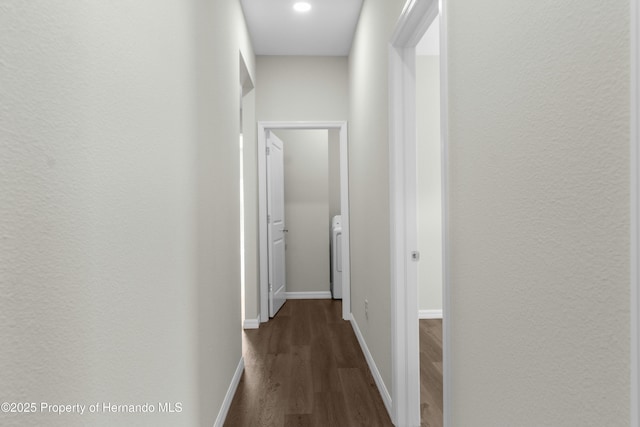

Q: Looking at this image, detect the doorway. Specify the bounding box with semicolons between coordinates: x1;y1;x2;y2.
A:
389;0;448;425
415;14;443;427
258;121;352;322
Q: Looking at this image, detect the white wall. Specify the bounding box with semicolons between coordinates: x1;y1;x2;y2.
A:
416;55;443;313
256;56;349;121
276;130;330;294
0;1;254;426
448;1;629;425
193;1;255;423
348;0;407;395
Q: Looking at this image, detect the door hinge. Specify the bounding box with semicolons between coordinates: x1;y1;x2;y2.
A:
269;283;273;292
267;214;271;224
266;146;270;155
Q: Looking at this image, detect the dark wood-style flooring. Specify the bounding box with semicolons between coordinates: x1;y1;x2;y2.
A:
420;318;443;427
224;300;443;427
225;299;392;427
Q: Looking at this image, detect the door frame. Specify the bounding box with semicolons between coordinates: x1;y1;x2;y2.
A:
389;0;448;425
631;0;639;423
258;121;351;322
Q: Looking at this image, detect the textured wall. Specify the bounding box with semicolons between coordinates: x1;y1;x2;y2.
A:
0;1;254;426
276;130;330;294
348;0;407;394
193;0;255;424
448;0;630;425
417;55;443;312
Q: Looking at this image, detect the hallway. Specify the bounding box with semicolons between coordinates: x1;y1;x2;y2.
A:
225;300;392;427
1;2;634;426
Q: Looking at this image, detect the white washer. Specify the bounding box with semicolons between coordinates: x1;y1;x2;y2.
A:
331;215;343;299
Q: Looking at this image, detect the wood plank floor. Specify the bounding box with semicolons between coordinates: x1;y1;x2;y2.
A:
420;318;443;427
225;300;393;427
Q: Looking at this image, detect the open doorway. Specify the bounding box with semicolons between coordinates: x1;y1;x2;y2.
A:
272;129;340;303
259;128;336;317
258;122;351;323
415;15;443;427
389;0;448;425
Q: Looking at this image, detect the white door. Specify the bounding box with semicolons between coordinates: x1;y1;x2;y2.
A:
267;131;287;317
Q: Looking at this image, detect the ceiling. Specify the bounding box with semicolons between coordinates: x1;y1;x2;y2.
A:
240;0;364;56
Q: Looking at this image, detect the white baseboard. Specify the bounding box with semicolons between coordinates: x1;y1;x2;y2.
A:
349;314;393;418
243;316;260;330
285;291;332;299
419;309;443;319
213;357;244;427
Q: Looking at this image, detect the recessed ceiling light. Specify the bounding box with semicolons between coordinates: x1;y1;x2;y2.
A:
293;2;312;12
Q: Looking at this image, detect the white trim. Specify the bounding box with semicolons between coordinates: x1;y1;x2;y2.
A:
258;125;268;322
349;314;392;416
631;0;639;423
338;123;352;322
259;121;351;322
212;357;244;427
285;291;332;299
243;317;260;330
389;0;442;426
418;309;443;319
439;0;451;425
